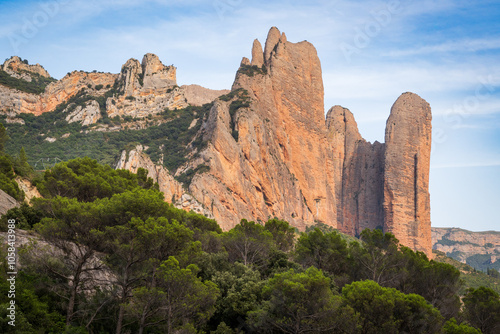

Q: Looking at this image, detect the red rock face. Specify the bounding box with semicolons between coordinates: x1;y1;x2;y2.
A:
188;27;337;230
192;28;433;256
325;94;432;257
384;92;432;256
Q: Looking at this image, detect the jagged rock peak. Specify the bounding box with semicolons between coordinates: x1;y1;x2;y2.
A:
121;58;142;73
2;56;51;78
251;39;264;67
141;53;177;89
326;105;362;142
264;26;282;65
240;57;251;66
141;53;166;76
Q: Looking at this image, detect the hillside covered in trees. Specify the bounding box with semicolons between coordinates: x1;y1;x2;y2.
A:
0;153;499;333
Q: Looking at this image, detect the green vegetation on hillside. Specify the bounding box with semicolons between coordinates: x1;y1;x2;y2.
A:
2;101;213;185
0;69;57;94
0;123;31;201
237;64;268;77
1;157;498;333
220;88;251;141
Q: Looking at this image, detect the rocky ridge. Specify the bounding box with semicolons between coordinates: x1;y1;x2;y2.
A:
433;227;500;270
2;56;50;80
0;54;227;123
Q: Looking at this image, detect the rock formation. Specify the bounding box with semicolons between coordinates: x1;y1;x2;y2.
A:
65;100;102;125
433;227;500;270
106;55;187;118
384;93;432;254
0;28;434;256
115;145;212;217
183;27;433;255
0;189;19;216
0;54;227;123
0;69;116;116
2;56;50;80
184;27;335;231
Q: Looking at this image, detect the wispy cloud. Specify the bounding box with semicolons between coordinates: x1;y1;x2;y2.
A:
384;38;500;57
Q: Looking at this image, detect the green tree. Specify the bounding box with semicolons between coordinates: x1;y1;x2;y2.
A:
125;257;219;334
264;218;296;252
350;229;405;286
395;246;462;319
342;280;443;334
0;247;66;333
443;318;481;334
463;287;500;334
210;263;265;329
249;267;360;333
38;157;157;201
14;147;32;177
94;217;194;334
294;228;350;277
222;219;274;267
30;197;104;326
0;123;8;152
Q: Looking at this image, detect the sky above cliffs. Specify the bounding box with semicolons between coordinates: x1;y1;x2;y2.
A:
0;0;499;232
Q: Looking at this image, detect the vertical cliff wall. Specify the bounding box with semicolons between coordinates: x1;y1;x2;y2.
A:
187;27;336;230
326;94;432;256
384;92;432;255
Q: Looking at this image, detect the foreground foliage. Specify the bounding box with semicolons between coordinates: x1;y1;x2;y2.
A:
0;157;498;333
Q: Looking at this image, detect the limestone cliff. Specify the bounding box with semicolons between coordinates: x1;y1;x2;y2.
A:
115;145;212;218
0;54;226;124
324;94;432;256
2;56;50;80
433;227;500;271
0;70;116;116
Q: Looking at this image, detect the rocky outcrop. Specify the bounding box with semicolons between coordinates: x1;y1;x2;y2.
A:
183;27;335;231
15;177;41;204
0;189;19;216
181;84;230;106
183;28;433;256
325;93;432;256
0;54;217;121
65;100;101;125
0;71;117;116
105;54;188;118
2;56;51;80
115;145;212;218
433;227;500;270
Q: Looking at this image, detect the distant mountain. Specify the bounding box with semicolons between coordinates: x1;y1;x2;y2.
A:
432;227;500;272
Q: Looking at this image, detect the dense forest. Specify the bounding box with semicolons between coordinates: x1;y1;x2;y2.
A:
0;130;499;333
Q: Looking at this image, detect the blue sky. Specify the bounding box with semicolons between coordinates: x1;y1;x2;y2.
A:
1;0;499;231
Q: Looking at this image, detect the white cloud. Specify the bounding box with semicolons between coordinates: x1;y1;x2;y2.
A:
384;38;500;57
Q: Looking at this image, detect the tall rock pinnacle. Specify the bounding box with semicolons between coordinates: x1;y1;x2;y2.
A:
384;92;432;255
